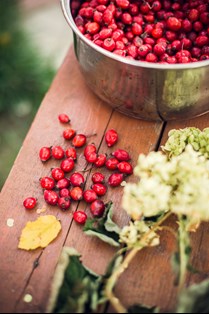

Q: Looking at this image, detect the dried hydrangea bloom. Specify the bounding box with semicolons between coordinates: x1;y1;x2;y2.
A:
123;145;209;224
120;221;159;249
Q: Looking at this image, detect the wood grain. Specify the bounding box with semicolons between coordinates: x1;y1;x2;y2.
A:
0;48;163;313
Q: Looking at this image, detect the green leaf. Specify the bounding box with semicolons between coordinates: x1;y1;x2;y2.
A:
128;304;159;313
47;247;102;313
176;279;209;313
83;202;121;247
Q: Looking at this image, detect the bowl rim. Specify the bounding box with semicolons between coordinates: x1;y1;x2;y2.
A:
61;0;209;70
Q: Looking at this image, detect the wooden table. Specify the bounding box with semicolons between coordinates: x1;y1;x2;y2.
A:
1;48;209;313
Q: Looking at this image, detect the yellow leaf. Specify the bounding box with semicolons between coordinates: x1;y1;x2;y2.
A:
18;215;61;251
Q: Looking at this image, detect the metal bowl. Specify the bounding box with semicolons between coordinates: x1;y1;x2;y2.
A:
61;0;209;121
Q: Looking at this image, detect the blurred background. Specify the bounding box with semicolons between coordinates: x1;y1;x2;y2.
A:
0;0;73;190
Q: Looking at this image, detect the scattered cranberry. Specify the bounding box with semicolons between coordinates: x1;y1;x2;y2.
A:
73;211;87;224
59;188;70;198
56;178;71;190
105;129;118;147
92;172;105;184
40;177;55;190
70;172;85;187
52;146;65;160
117;161;133;175
90;200;106;217
39;147;51;162
108;173;124;187
92;183;107;196
58;113;70;124
23;197;37;210
51;168;65;181
70;186;83;201
112;149;130;161
44;190;58;206
105;157;119;170
83;189;98;203
65;147;77;160
95;153;107;167
58;197;71;211
72;134;87;148
63;129;76;140
61;158;75;173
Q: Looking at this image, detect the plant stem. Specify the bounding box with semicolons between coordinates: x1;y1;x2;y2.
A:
105;211;172;313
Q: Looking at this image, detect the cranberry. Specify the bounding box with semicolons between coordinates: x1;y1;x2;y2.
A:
58;197;71;211
140;2;151;14
84;144;97;163
166;17;181;31
59;188;70;198
70;172;85;187
188;9;199;22
72;134;87;148
152;28;163;39
56;178;71;189
86;22;100;35
83;190;98;203
153;43;166;56
70;186;83;201
99;28;113;39
117;161;133;175
116;0;130;10
63;129;76;140
132;23;143;36
65;147;77;160
122;13;132;25
102;38;116;51
94;153;107;167
93;11;103;23
105;129;118;147
181;19;192;33
108;173;124;187
73;211;87;224
138;45;150;57
152;1;162;12
39;147;51;162
44;190;58;206
112;149;130;161
58;113;70;124
23;197;37;210
103;9;113;24
40;177;55;190
145;53;158;62
195;36;209;47
112;30;124;41
51;168;65;181
105;157;119;170
61;158;75;173
92;183;107;196
92;172;105;184
52;146;65;160
90;200;106;217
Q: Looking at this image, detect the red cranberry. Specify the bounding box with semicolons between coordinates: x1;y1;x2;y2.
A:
23;197;37;210
99;28;113;39
44;190;58;206
59;188;70;198
188;9;199;22
39;147;51;162
112;29;124;41
152;1;162;12
153;43;166;56
72;134;87;148
58;197;71;211
92;183;107;196
56;178;71;189
195;36;209;47
52;146;65;160
181;19;192;32
95;153;107;167
92;172;105;184
86;22;100;35
117;161;133;175
70;172;85;187
93;11;103;23
40;177;55;190
83;190;98;203
116;0;130;10
65;147;77;160
103;9;113;24
105;129;118;147
51;168;65;181
146;53;158;62
108;173;124;187
138;45;150;57
105;157;119;170
58;113;70;124
112;149;130;161
70;186;83;201
90;200;106;217
63;129;76;140
102;38;116;51
73;211;87;224
61;158;75;173
166;17;181;31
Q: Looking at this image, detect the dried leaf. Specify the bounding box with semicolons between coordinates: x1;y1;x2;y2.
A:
18;215;61;251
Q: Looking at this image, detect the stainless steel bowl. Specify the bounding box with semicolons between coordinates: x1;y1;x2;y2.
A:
61;0;209;121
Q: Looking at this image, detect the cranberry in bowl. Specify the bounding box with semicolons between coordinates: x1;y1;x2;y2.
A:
61;0;209;121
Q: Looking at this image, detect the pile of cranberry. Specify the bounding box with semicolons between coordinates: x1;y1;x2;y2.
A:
23;114;133;225
73;0;209;63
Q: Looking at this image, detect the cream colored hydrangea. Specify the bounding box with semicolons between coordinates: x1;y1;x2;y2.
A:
119;221;160;249
122;145;209;223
